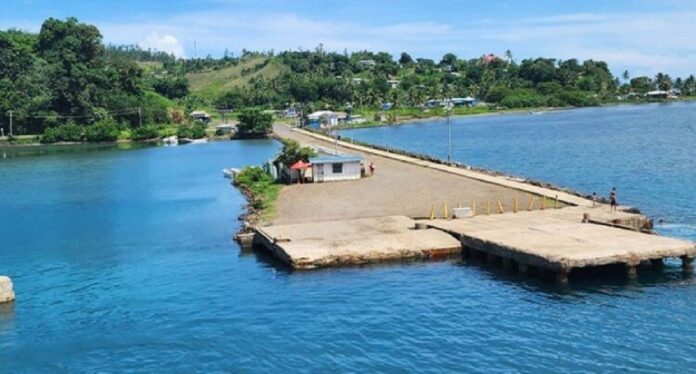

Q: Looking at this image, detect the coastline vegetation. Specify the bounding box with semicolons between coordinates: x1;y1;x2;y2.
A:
233;166;281;223
2;17;696;145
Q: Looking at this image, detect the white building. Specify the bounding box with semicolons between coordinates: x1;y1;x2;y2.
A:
307;111;348;128
310;155;363;182
190;111;211;123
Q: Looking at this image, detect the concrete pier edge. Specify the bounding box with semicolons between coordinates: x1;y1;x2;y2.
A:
290;126;593;207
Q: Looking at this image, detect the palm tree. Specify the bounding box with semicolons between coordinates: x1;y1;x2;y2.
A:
622;70;630;82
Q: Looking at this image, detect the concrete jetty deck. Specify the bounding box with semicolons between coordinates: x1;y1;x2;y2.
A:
247;124;696;281
427;206;696;282
255;216;461;269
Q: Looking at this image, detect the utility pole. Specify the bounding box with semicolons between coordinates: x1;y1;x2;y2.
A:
446;102;452;164
8;110;13;137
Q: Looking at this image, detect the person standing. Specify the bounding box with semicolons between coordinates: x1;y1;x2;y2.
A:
609;187;618;212
369;162;375;176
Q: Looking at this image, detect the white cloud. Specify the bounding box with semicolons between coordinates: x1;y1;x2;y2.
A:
138;32;186;57
4;5;696;77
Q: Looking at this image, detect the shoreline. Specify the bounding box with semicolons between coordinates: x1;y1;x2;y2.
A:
339;99;696;130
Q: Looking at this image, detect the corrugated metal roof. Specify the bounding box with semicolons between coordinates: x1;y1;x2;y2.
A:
310;155;363;164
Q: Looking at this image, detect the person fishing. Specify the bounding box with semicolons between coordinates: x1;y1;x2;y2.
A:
609;187;618;212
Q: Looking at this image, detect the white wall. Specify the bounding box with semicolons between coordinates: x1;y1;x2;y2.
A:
313;161;361;182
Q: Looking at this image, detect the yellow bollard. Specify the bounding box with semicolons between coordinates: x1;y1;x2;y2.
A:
443;203;449;219
497;200;504;214
541;196;546;210
486;201;491;215
528;196;535;210
555;195;560;209
429;206;435;220
513;197;519;213
472;201;476;217
458;203;462;209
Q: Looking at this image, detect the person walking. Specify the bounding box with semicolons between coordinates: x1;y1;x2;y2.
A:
369;162;375;176
609;187;618;212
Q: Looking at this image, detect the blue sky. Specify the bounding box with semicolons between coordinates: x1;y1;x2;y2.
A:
3;0;696;77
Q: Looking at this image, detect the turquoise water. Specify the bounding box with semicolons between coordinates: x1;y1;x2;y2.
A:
343;102;696;242
1;108;696;372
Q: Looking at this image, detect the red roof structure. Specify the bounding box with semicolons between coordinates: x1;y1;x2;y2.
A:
290;160;311;170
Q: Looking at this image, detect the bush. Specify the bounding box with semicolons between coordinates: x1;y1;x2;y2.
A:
485;85;510;103
237;108;272;136
176;123;207;139
233;166;279;212
84;120;120;142
274;139;316;166
41;123;83;143
500;89;548;108
131;125;160;141
559;90;600;107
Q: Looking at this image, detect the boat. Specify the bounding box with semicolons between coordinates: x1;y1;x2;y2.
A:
179;138;209;145
223;168;240;179
162;136;178;146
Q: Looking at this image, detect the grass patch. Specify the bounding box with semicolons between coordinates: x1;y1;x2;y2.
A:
187;57;285;97
233;166;281;223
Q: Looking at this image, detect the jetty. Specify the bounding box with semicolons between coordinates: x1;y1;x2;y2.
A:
246;124;695;282
255;216;461;269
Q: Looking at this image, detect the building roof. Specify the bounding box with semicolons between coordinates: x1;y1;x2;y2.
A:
190;111;210;117
307;110;348;120
310;155;363;164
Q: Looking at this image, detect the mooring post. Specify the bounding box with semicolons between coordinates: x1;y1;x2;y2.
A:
486;253;499;265
513;197;518;213
682;256;694;272
626;263;639;279
518;263;530;274
556;270;570;285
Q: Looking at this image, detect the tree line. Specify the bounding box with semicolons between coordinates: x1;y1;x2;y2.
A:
2;18;695;139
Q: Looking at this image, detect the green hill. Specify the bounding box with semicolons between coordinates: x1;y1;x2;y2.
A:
186;56;285;97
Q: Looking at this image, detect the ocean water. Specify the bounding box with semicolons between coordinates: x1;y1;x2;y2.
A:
1;107;696;372
342;102;696;242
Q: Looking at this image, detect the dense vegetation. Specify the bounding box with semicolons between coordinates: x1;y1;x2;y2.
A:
233;166;280;222
274;139;316;166
2;17;695;141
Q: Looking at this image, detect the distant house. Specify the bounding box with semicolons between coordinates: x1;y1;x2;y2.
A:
480;54;500;64
215;123;236;134
387;79;401;89
358;59;377;68
645;90;669;99
381;102;393;111
306;111;348;129
426;99;441;108
351;77;364;84
310;155;363;182
451;97;477;107
348;115;367;125
284;107;298;118
190;111;211;123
